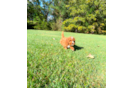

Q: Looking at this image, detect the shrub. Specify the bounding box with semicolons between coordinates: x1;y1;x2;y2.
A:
33;16;49;30
51;18;63;31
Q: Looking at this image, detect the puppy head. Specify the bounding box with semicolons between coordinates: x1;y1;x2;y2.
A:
67;37;75;46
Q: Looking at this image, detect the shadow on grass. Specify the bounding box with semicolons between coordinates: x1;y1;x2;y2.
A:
74;45;84;51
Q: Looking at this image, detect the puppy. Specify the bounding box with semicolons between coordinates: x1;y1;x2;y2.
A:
60;31;75;51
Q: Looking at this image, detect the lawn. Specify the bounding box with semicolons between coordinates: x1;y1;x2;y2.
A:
27;30;106;88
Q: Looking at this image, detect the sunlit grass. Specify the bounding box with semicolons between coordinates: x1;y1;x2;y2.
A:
27;30;106;88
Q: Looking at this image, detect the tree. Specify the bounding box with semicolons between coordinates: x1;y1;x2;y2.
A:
49;0;69;30
27;0;35;21
63;0;106;34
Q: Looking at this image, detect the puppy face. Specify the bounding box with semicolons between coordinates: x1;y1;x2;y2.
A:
68;37;75;46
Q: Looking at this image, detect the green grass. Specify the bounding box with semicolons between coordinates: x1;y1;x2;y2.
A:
27;30;106;88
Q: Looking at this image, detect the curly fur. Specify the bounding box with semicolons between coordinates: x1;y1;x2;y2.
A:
60;31;75;51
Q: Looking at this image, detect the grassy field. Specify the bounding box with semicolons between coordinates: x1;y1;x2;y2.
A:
27;30;106;88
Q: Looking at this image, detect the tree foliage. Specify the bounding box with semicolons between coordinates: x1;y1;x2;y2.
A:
63;0;106;33
27;0;106;34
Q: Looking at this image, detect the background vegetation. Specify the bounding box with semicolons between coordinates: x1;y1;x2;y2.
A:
27;0;106;34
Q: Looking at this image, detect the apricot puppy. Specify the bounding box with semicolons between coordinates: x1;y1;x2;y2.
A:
60;31;75;51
